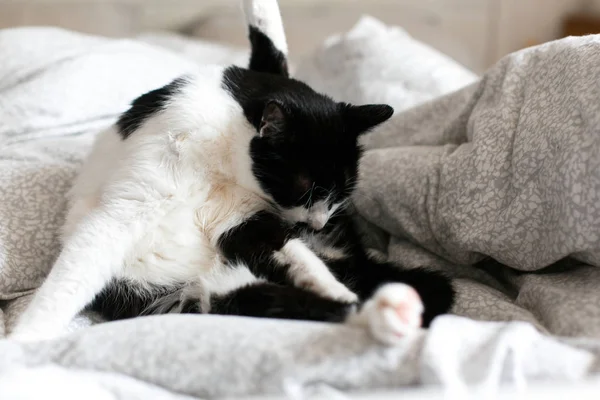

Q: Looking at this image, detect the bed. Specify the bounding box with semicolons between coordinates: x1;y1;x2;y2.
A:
0;17;599;399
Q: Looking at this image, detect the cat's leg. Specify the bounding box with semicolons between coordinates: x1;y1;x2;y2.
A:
184;281;354;322
349;257;455;327
9;198;160;341
217;211;358;304
320;253;454;345
185;278;421;346
175;262;424;346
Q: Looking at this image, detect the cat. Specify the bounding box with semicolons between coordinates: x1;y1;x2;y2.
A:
10;0;454;344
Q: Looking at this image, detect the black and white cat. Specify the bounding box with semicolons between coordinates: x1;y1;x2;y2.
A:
10;0;454;344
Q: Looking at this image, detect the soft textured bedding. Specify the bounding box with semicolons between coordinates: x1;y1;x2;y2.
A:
1;17;600;399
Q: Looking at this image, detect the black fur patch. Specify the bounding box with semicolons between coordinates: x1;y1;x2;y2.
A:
248;26;288;76
180;298;202;314
117;77;187;139
210;282;352;322
217;211;291;284
86;279;181;320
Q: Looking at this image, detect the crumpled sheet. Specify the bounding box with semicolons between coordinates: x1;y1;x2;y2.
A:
0;314;596;399
342;30;600;339
0;17;599;399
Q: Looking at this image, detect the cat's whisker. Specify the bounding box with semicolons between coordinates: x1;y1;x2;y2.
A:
307;182;316;208
298;185;313;204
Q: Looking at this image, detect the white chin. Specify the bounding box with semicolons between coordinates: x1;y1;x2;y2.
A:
282;206;309;224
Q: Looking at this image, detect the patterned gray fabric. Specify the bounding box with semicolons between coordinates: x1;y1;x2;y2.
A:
346;35;600;339
1;19;600;398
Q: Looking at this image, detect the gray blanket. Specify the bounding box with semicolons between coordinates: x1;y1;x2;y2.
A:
1;18;600;399
350;36;600;338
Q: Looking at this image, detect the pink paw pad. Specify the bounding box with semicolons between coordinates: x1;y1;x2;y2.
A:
364;283;424;345
378;286;422;327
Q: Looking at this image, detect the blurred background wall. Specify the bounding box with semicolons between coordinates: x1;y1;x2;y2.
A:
1;0;600;73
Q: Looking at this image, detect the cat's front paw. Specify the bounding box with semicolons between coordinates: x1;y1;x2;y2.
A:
326;282;359;303
359;283;423;346
297;277;358;304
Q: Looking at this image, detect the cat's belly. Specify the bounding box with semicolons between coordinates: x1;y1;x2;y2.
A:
121;204;221;286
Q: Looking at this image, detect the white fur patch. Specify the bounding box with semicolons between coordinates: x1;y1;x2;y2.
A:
273;238;357;303
282;206;309;224
243;0;288;55
303;232;348;261
316;245;348;261
200;263;261;297
282;200;345;230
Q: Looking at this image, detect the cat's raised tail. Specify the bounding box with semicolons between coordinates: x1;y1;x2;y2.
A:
243;0;289;76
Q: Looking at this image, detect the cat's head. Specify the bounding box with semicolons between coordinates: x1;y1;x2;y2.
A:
233;2;393;229
248;91;393;230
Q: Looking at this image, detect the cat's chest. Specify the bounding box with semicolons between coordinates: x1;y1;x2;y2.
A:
122;181;265;285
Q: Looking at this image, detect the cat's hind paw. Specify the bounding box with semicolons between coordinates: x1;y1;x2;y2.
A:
355;283;424;346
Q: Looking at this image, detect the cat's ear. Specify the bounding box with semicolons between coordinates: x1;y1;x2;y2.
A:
342;104;394;136
259;101;286;138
